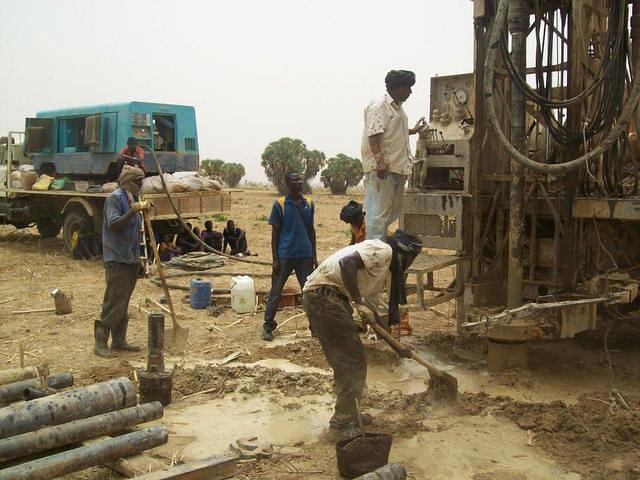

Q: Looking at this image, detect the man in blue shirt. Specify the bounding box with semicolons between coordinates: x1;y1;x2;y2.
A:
262;172;317;341
95;165;149;358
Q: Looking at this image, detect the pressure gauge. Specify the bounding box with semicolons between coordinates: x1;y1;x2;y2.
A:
454;89;468;105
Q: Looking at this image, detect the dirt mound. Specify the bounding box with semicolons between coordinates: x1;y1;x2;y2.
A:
412;331;486;364
172;364;332;399
82;360;134;386
499;392;640;479
251;339;400;370
255;342;329;369
362;389;434;437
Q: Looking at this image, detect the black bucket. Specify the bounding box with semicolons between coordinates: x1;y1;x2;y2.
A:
335;433;393;479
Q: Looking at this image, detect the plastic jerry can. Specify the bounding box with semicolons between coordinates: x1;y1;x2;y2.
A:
230;276;256;314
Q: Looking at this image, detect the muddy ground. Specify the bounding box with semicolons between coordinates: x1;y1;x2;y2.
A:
1;189;640;479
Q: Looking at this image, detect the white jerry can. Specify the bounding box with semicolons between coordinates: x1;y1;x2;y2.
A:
230;275;256;314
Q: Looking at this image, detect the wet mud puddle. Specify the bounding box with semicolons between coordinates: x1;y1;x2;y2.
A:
368;344;604;403
161;392;333;462
393;414;580;480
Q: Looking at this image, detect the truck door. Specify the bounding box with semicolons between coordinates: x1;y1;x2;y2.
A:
24;118;53;154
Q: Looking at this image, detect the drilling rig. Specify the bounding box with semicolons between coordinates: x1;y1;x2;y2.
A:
403;0;640;369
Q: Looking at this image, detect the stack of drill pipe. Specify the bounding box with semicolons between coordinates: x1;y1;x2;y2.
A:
0;377;168;480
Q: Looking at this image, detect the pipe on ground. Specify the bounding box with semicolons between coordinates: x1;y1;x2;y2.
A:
0;367;40;387
0;402;163;463
0;377;136;439
0;372;73;405
0;425;168;480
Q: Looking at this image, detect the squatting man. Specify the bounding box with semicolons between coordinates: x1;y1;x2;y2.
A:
302;230;422;440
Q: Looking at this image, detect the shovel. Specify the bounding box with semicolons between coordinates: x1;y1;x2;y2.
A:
142;210;189;350
366;312;458;400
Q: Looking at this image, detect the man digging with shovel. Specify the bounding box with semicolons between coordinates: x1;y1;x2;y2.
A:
302;230;422;441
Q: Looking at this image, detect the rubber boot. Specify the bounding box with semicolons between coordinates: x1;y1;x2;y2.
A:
93;321;117;358
111;317;140;352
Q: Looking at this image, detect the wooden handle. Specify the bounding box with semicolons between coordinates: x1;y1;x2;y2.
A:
142;211;181;329
367;320;412;358
369;314;446;379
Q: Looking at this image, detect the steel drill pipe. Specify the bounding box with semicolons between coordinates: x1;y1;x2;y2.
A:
0;402;163;463
0;372;73;405
0;425;168;480
0;377;136;439
0;367;40;387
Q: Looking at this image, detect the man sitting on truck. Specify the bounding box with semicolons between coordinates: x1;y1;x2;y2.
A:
95;164;149;358
117;137;147;176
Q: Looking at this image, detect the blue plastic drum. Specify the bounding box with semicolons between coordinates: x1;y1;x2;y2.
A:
190;278;212;309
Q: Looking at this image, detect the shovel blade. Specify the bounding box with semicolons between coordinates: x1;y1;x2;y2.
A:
165;326;189;352
427;372;458;401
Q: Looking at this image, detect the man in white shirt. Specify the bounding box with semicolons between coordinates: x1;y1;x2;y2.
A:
302;230;422;441
361;70;425;240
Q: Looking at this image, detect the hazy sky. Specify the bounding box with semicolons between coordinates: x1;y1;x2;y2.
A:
0;0;474;183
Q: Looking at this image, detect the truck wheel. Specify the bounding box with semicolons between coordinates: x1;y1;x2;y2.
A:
36;218;61;238
63;210;91;252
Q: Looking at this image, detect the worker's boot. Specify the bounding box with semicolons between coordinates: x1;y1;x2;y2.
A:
93;321;117;358
111;318;141;352
399;311;412;336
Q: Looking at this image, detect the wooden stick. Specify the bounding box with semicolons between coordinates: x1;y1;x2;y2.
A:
226;318;244;329
0;298;15;305
147;298;171;315
12;308;55;315
274;312;306;332
142;211;182;331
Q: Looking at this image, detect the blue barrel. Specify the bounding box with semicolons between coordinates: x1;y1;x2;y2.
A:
190;278;212;309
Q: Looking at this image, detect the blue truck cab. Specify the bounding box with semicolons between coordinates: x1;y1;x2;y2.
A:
25;101;199;178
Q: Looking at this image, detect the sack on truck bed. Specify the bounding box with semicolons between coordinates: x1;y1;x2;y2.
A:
32;174;55;191
201;178;222;191
101;182;117;193
20;170;38;190
173;171;204;191
152;173;188;193
141;176;156;194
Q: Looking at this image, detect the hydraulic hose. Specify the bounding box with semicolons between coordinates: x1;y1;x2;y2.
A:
141;145;271;266
484;0;640;175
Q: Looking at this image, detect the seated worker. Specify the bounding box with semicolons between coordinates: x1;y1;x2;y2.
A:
176;222;199;254
192;225;201;239
117;137;147;176
223;220;249;255
200;220;223;251
158;234;181;262
340;200;366;245
71;221;101;260
302;230;422;441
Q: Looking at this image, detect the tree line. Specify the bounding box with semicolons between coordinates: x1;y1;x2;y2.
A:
201;137;364;194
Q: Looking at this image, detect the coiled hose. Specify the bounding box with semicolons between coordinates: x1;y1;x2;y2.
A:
484;0;640;174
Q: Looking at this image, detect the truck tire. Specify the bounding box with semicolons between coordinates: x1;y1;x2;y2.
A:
63;209;92;252
36;218;61;238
